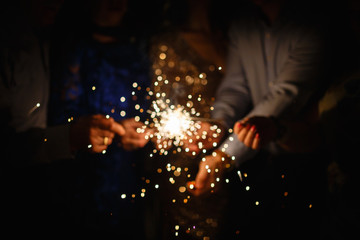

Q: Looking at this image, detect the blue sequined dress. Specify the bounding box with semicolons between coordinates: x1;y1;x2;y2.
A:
49;32;151;236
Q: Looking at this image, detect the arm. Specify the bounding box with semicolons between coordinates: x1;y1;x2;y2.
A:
247;28;325;118
210;23;257;166
211;24;252;129
216;25;326;165
0;42;75;166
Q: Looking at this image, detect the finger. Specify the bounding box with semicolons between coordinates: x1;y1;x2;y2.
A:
237;125;250;142
102;136;113;146
111;122;126;136
252;133;260;150
233;121;244;134
90;133;102;145
191;183;210;196
186;181;196;193
188;164;212;196
145;127;155;136
90;144;107;153
244;125;256;148
132;121;146;127
194;166;208;191
95;117;114;131
187;182;200;196
187;183;203;197
107;137;113;146
182;137;198;151
186;142;201;153
95;129;115;141
157;139;172;150
90;133;110;147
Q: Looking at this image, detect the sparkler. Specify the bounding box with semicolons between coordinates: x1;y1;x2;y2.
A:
147;99;199;147
143;97;225;156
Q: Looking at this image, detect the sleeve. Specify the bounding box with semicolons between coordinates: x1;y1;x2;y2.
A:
0;45;75;167
210;23;252;129
48;46;85;125
219;132;258;168
247;27;326;119
0;38;78;167
208;22;255;167
215;24;326;167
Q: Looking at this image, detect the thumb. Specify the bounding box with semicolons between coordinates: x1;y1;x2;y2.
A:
233;121;241;134
194;167;207;190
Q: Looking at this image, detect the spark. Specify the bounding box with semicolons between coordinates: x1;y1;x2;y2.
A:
28;102;41;115
148;99;200;147
237;170;243;182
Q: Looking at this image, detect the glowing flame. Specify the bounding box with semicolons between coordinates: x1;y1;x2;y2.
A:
149;100;197;146
160;108;191;137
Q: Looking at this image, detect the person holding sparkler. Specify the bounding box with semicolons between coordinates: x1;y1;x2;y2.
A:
145;0;238;239
185;0;339;238
48;0;155;238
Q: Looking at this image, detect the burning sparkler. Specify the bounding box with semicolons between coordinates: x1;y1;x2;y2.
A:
141;97;228;159
145;99;200;148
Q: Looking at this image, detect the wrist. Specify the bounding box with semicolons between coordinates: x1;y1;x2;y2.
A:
213;149;233;170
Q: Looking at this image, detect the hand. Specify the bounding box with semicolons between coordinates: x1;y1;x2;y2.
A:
187;149;232;197
182;120;226;157
117;118;152;151
70;114;125;153
233;116;278;150
150;132;173;152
